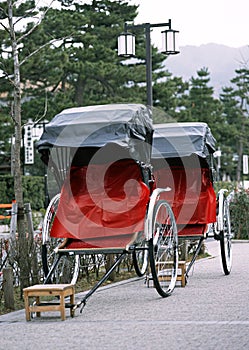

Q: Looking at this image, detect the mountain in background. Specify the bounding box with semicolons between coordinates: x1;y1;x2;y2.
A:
165;43;249;96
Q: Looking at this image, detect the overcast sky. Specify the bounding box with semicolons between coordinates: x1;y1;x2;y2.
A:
129;0;249;48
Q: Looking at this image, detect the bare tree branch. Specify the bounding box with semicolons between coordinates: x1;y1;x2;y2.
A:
0;19;10;33
0;67;14;86
236;47;249;68
19;36;70;66
0;5;8;17
34;89;48;124
17;0;55;43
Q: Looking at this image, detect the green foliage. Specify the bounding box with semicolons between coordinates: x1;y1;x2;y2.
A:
214;181;237;194
16;0;144;118
177;68;223;129
0;176;45;210
229;189;249;240
214;182;249;240
0;108;13;170
22;176;45;210
0;176;14;203
0;0;142;124
153;74;189;119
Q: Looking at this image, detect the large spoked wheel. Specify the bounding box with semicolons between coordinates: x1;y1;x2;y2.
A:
132;239;149;277
220;198;232;275
41;194;80;284
149;200;178;297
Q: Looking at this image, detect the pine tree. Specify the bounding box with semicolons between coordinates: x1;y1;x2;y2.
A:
153;73;189;122
19;0;143;117
219;86;241;180
229;68;249;182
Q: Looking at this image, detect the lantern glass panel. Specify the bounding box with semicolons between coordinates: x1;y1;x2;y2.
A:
162;30;179;54
118;33;135;57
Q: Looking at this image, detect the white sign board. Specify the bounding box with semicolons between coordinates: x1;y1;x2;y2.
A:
24;123;34;164
243;155;248;174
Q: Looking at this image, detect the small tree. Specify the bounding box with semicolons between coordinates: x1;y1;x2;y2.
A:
220;86;242;180
230;68;249;182
1;0;28;294
0;0;53;294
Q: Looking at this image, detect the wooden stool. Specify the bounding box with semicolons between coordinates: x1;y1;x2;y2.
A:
23;284;75;321
177;261;186;287
158;260;186;287
146;260;186;288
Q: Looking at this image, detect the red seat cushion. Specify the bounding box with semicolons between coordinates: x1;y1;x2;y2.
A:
50;159;150;249
153;165;216;236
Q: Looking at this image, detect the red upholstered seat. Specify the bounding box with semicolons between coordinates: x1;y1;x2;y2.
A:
50;159;150;249
153;166;216;237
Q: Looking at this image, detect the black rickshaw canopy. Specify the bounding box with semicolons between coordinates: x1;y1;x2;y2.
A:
152;122;216;159
36;103;153;164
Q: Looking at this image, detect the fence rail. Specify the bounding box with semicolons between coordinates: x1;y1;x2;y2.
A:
0;203;12;220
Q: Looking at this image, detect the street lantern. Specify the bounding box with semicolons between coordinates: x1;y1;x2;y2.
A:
117;31;135;57
117;20;179;106
161;28;180;55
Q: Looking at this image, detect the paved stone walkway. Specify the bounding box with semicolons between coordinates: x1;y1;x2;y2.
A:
0;240;248;350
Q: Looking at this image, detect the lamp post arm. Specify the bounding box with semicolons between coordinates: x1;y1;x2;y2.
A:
124;20;172;32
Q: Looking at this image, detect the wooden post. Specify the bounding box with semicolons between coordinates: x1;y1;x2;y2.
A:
24;203;34;236
180;240;189;261
106;254;115;281
10;200;18;239
3;267;15;310
25;203;39;285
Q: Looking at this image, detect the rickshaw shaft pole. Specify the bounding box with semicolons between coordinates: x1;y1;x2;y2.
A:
185;237;205;280
76;252;127;313
43;253;63;284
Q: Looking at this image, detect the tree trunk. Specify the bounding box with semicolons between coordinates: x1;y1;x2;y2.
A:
236;142;242;183
8;0;30;296
74;75;86;105
236;98;247;183
3;267;15;310
25;203;39;285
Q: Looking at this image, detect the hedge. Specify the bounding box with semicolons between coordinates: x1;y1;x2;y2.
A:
229;189;249;240
215;182;249;239
0;175;45;210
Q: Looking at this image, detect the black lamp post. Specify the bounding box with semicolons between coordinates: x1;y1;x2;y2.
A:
118;20;179;107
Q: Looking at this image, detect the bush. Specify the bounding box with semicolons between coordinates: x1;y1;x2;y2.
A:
0;175;45;210
214;181;249;239
230;188;249;240
23;176;45;210
214;181;236;194
0;176;14;203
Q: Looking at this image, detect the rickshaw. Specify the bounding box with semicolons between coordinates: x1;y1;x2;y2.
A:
37;104;179;311
152;122;232;281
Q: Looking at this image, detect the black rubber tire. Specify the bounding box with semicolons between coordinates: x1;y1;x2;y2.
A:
220;198;232;275
132;240;148;277
149;200;178;297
